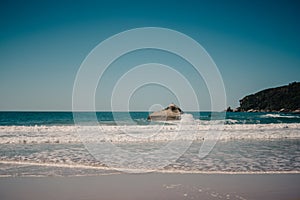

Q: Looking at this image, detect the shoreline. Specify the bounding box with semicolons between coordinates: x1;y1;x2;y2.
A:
0;173;299;200
1;160;300;176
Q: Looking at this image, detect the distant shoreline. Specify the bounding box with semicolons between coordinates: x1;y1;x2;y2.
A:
227;109;300;114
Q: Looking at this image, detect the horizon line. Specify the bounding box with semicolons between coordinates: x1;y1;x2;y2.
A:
0;110;223;112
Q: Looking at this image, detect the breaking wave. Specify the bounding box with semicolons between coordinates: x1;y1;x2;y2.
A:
0;122;299;144
262;113;300;119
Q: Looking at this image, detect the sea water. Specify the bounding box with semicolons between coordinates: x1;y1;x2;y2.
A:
0;112;299;176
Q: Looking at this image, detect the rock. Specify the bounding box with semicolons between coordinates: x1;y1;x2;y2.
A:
226;106;233;112
248;109;259;112
279;108;290;113
148;103;183;121
293;109;300;114
233;108;240;112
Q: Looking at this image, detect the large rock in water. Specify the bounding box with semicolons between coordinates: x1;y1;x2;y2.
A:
148;104;183;121
238;82;300;112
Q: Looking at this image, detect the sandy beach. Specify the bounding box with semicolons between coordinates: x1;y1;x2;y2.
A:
0;173;299;200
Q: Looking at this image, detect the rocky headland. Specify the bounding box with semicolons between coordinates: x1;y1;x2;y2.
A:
230;82;300;113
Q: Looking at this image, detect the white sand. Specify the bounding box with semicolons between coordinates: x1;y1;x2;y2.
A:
0;173;299;200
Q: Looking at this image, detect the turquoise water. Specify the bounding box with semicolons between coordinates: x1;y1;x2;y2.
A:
0;111;299;126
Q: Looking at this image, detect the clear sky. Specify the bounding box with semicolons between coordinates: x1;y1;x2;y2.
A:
0;0;299;111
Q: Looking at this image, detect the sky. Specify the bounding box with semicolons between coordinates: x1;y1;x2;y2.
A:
0;0;300;111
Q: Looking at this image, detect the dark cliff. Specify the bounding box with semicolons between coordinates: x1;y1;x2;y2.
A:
238;82;300;112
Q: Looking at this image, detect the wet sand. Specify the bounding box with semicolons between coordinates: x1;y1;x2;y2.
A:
0;173;299;200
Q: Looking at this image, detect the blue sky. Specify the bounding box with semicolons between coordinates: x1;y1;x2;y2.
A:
0;0;299;111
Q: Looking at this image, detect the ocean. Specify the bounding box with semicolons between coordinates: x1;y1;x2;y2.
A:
0;111;299;176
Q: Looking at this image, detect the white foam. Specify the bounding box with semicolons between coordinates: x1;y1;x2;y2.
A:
0;122;299;144
0;160;299;175
262;113;300;119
